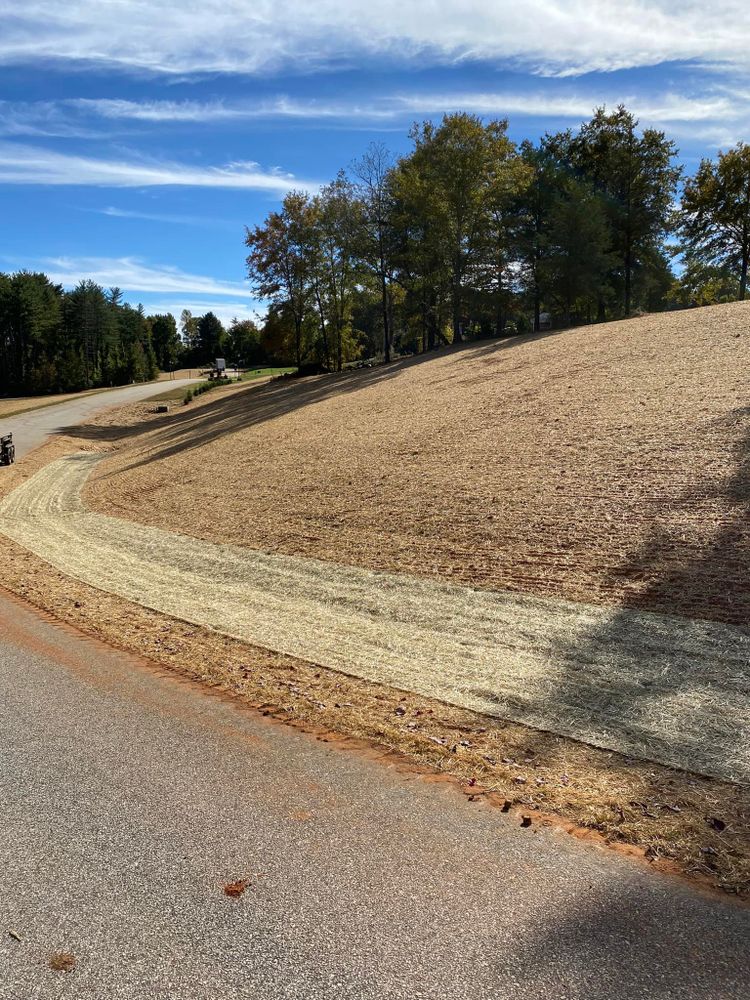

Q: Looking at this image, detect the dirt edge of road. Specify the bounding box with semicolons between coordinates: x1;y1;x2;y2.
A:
0;397;748;899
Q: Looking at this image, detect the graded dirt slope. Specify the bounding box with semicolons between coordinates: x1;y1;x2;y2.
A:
87;303;750;627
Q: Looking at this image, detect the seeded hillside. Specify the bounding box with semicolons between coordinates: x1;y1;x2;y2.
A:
87;302;749;627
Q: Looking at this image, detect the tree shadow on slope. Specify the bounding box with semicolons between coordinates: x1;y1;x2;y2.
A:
611;405;750;629
54;332;548;473
494;405;750;785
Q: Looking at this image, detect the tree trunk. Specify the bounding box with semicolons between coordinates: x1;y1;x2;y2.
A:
381;274;390;362
294;316;302;369
452;275;462;343
387;290;395;357
495;267;504;337
314;285;330;370
624;242;632;316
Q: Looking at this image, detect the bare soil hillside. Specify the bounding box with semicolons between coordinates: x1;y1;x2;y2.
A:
87;303;750;627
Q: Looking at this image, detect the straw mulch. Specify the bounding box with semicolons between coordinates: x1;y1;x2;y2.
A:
3;451;749;785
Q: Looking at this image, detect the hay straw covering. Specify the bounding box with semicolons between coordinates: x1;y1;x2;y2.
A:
3;452;748;784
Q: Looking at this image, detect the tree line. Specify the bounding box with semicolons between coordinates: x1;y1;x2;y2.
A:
246;106;750;370
0;276;161;396
0;274;265;396
3;105;749;397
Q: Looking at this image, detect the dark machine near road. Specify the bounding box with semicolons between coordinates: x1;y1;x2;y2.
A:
1;432;15;466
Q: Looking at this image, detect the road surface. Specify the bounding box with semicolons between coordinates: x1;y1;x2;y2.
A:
1;379;198;460
0;591;747;999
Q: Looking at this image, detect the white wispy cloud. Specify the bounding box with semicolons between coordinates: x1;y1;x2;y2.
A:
4;255;265;323
0;143;316;191
391;91;742;124
39;256;252;298
69;97;382;123
56;89;750;150
0;2;748;77
67;89;748;129
0;100;104;138
97;206;239;229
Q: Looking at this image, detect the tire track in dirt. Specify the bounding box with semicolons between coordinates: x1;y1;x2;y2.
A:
2;452;749;783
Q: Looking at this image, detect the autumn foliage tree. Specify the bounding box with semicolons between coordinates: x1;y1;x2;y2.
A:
245;191;315;368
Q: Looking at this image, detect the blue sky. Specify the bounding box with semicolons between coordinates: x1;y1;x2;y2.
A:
0;1;748;324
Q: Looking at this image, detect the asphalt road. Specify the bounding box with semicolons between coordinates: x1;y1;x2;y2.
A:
2;379;198;460
0;592;748;1000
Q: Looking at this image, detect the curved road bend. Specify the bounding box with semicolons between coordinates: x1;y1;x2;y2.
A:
0;592;748;999
2;378;199;460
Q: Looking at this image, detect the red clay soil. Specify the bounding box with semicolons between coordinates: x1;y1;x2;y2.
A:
86;303;750;628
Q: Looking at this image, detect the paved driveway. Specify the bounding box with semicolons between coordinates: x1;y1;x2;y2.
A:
1;379;198;460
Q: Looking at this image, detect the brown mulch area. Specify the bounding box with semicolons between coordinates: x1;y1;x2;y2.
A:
85;303;750;628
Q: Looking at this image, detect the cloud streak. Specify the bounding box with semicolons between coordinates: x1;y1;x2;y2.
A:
0;100;104;139
62;89;750;147
97;206;239;229
0;143;317;192
0;2;748;77
38;256;252;298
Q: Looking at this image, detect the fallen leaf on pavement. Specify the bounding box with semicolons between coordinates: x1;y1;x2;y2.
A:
223;879;250;898
49;952;76;973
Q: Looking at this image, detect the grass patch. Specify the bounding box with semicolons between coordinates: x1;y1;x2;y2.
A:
137;368;296;407
179;369;295;405
147;385;194;404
